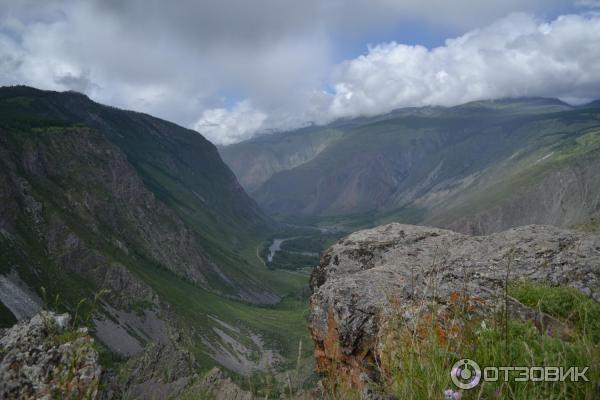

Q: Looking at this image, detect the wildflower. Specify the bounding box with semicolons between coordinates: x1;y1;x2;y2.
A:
451;366;461;379
444;388;462;399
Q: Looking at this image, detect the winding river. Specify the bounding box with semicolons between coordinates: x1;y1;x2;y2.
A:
266;237;319;263
267;239;285;263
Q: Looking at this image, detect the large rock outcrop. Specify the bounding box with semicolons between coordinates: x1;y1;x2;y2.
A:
308;223;600;389
0;311;257;400
119;341;197;399
194;367;255;400
0;312;102;399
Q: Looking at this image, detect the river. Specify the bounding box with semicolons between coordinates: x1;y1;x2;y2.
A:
267;238;285;263
266;236;319;263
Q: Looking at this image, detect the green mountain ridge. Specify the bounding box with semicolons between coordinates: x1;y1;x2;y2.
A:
222;97;600;234
219;97;576;193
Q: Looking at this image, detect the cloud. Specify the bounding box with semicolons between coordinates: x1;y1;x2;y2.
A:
205;12;600;142
193;100;267;145
326;13;600;119
575;0;600;8
0;1;590;144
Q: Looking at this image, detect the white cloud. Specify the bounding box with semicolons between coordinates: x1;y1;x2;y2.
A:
326;13;600;120
193;101;267;145
198;12;600;143
0;0;331;130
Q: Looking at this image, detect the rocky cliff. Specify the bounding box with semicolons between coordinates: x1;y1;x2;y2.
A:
308;223;600;390
0;85;274;303
1;125;221;288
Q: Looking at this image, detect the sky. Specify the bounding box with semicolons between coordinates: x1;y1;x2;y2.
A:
1;1;599;145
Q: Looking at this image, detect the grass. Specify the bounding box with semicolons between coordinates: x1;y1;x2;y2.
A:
374;285;600;399
319;280;600;400
270;250;320;271
280;237;324;253
509;280;600;342
125;255;312;372
178;386;215;400
574;213;600;232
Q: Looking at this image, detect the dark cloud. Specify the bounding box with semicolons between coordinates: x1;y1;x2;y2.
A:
54;71;94;93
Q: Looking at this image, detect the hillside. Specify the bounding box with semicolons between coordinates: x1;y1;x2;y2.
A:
0;86;311;395
219;125;348;193
223;98;600;234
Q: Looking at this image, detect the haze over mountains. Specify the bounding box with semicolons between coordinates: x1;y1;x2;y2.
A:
221;97;600;234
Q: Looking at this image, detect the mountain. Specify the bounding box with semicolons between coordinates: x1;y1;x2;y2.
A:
219;124;347;193
219;98;574;193
0;85;274;300
222;98;600;234
0;86;311;393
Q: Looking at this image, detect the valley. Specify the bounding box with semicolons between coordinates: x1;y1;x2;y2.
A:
0;86;315;396
1;87;599;399
3;3;600;399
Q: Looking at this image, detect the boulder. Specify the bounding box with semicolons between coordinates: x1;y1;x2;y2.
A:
309;223;600;389
0;311;102;399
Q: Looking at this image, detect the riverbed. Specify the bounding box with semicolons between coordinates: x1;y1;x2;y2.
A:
266;237;319;263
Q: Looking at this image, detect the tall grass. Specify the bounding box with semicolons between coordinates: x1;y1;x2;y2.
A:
317;246;599;400
376;283;600;399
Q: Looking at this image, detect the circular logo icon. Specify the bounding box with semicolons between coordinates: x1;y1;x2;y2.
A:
450;359;481;389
